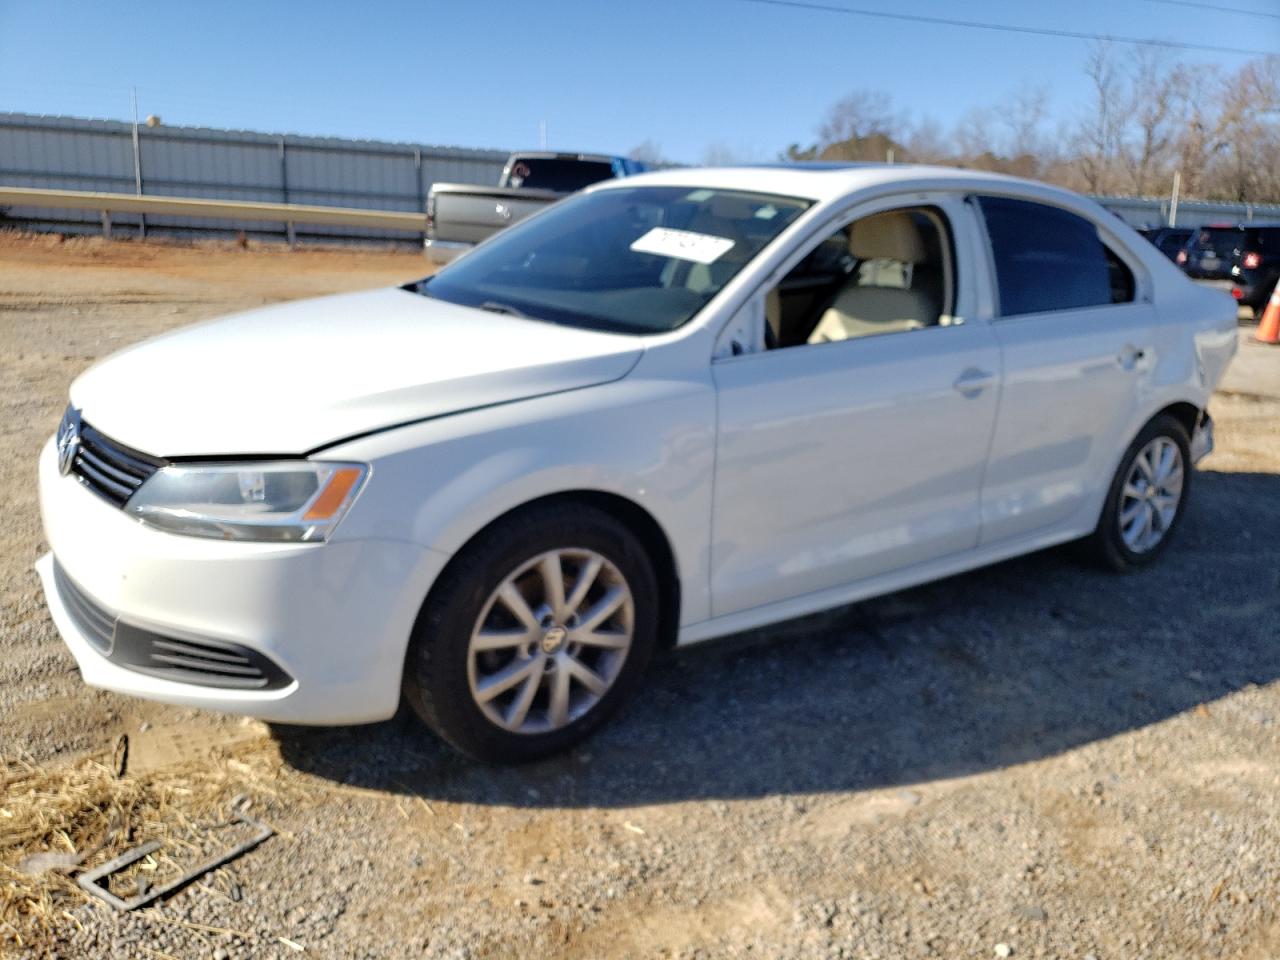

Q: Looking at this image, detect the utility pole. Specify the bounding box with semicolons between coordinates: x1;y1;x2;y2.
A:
131;87;146;238
1169;170;1181;228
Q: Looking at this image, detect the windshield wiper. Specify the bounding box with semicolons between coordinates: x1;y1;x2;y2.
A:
478;300;530;318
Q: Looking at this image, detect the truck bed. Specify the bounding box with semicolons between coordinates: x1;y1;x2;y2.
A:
427;184;562;250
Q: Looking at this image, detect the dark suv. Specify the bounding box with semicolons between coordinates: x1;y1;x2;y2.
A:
1232;224;1280;311
1176;223;1280;311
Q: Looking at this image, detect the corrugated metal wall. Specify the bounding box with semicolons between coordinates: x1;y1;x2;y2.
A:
0;113;509;243
5;113;1279;241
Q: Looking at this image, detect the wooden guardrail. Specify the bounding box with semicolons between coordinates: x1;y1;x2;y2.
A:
0;186;426;241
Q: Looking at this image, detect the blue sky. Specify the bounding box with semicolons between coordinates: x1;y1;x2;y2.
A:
1;1;1276;162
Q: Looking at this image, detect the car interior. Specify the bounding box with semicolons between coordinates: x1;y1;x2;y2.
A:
763;207;955;349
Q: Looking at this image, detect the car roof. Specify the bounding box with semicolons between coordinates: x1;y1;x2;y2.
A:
588;162;1105;210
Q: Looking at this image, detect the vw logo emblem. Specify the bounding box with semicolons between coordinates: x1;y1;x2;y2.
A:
57;408;82;477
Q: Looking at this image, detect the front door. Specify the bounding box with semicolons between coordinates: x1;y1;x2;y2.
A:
708;197;1000;617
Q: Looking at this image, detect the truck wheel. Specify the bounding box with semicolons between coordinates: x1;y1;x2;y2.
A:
403;502;659;763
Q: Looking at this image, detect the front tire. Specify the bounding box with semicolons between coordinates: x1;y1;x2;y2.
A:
1089;414;1192;572
403;502;659;763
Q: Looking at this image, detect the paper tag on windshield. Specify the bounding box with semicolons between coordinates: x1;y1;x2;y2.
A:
630;227;735;265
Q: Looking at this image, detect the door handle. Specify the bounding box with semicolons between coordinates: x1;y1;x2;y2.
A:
952;368;995;397
1117;344;1147;370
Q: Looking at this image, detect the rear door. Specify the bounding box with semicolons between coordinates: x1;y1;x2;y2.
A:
973;195;1157;545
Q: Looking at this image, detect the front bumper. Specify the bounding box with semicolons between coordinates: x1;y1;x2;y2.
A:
36;438;449;725
1191;413;1214;465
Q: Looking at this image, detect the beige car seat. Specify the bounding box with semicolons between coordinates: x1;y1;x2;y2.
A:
808;211;937;344
764;287;782;345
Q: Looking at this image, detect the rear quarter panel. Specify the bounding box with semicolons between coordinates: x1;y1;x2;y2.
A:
1095;216;1237;413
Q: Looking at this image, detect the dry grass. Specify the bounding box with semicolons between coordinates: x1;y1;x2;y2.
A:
0;734;292;953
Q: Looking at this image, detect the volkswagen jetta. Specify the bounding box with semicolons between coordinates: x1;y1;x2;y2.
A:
37;165;1238;762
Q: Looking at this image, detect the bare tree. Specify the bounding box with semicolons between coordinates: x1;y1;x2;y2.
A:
1120;48;1181;196
1169;65;1224;199
627;140;667;166
954;106;999;162
1075;43;1126;194
702;142;741;166
781;54;1280;203
1207;56;1280;201
1002;84;1049;162
817;90;899;146
902;116;948;164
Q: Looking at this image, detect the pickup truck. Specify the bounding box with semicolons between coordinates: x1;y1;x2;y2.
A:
424;152;649;263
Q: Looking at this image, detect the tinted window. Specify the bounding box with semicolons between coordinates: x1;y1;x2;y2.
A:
1243;227;1279;252
419;187;810;334
1189;227;1244;259
1156;230;1191;257
977;196;1115;316
506;158;615;192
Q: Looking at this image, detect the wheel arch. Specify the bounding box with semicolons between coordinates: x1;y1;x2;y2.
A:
421;489;682;651
1154;400;1200;440
1092;398;1200;530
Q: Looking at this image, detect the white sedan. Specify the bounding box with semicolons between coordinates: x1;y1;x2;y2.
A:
37;165;1237;762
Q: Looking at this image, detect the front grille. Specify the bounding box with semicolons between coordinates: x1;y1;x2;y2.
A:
52;561;116;655
71;420;162;508
111;622;293;691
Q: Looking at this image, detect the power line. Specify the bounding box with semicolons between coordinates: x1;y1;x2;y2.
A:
1139;0;1280;22
731;0;1280;57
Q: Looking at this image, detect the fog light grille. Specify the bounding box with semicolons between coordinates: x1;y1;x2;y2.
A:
52;561;115;655
110;622;293;691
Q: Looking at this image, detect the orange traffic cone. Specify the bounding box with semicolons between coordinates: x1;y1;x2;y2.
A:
1257;279;1280;345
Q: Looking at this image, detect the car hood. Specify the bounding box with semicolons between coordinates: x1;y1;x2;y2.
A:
70;288;644;457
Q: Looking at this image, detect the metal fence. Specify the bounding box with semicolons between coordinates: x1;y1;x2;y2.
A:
0;113;508;244
4;112;1280;242
1098;195;1280;229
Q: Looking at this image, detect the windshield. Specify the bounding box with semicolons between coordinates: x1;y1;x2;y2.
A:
506;158;615;192
418;186;811;334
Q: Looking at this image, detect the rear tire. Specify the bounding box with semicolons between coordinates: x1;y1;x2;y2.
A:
1088;414;1192;572
403;502;659;763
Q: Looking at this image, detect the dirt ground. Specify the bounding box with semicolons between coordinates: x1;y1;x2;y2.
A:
2;230;1279;959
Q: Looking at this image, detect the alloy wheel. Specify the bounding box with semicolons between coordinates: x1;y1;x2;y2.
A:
1118;436;1184;554
467;549;634;734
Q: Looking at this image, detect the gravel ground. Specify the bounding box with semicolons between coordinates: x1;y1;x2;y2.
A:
2;231;1279;959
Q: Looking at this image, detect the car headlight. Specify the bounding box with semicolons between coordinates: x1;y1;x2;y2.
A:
126;461;368;542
